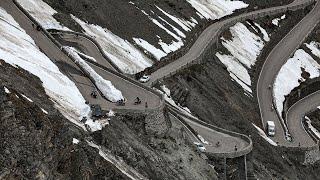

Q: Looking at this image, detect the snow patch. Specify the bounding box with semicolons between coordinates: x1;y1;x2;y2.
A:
216;53;252;93
252;123;278;146
133;38;167;60
134;7;194;61
16;0;70;30
216;22;268;94
72;138;80;144
64;46;123;102
0;7;90;126
72;15;153;74
272;14;286;26
306;41;320;58
156;6;196;32
41;108;48;114
274;49;320;114
159;85;193;115
107;109;115;117
3;86;10;94
186;0;248;20
87;141;147;180
254;23;270;42
21;94;33;102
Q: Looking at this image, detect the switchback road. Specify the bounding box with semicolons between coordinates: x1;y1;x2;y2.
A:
146;0;315;86
257;0;320;147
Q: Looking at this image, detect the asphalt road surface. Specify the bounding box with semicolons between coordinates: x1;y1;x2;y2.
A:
146;0;314;86
3;0;313;159
257;0;320;147
52;28;251;156
55;32;117;71
0;0;160;111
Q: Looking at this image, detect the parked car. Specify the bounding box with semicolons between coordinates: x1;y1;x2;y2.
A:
194;142;206;152
266;121;275;136
139;75;150;83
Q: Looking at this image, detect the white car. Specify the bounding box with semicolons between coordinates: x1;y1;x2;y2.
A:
194;142;206;152
139;75;150;83
267;121;275;136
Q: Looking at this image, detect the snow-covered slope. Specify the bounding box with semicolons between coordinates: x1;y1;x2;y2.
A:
72;16;153;74
64;46;124;102
132;4;198;61
216;22;269;95
187;0;248;20
132;1;247;62
272;14;286;26
16;0;249;74
274;43;320;114
16;0;69;30
0;7;89;122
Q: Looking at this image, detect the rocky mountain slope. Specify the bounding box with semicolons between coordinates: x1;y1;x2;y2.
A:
0;60;216;179
161;7;320;179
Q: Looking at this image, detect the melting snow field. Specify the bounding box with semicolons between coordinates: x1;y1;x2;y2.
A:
16;0;69;30
64;46;124;102
274;45;320;115
272;14;286;26
0;8;90;123
133;0;248;62
187;0;248;20
216;22;269;95
133;6;193;61
72;16;153;74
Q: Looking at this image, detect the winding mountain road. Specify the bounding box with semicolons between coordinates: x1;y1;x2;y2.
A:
0;0;161;112
257;0;320;147
146;0;315;86
3;0;319;176
0;0;252;159
53;28;252;157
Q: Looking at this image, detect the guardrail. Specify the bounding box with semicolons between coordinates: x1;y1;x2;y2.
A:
150;0;315;87
12;0;165;114
167;103;253;158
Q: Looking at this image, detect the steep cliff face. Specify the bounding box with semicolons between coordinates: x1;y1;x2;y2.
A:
0;60;129;179
93;112;217;180
0;60;216;179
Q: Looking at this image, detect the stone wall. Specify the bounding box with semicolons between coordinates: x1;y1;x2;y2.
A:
145;106;169;137
304;146;320;165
